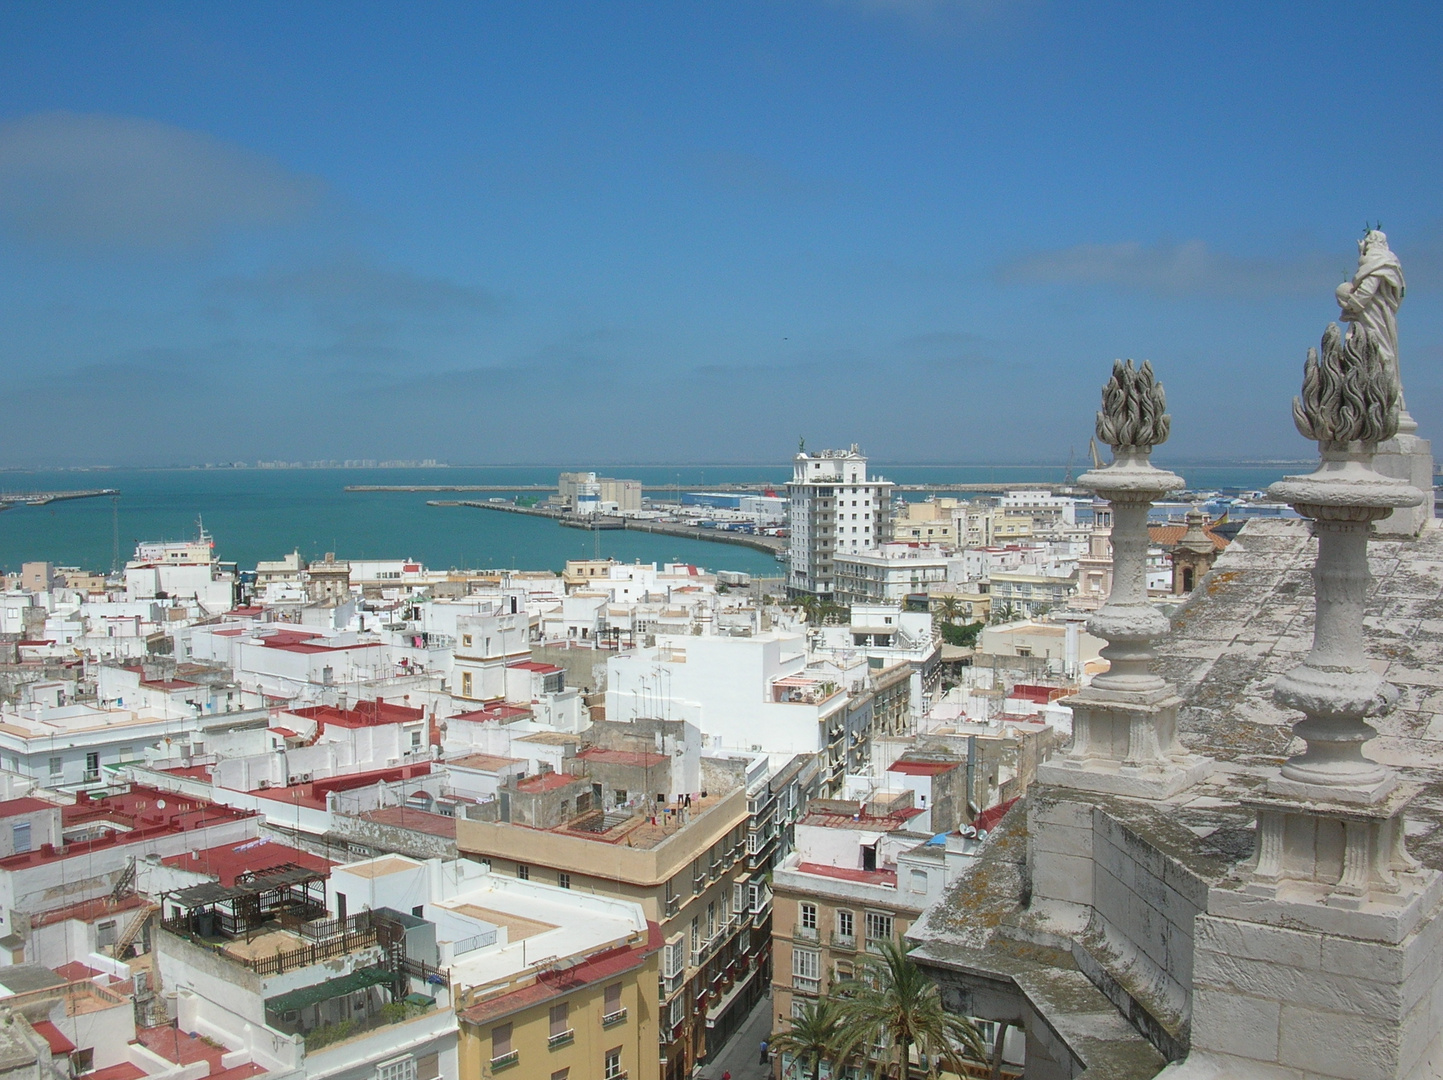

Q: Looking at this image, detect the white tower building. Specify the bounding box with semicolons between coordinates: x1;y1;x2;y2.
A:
786;444;893;597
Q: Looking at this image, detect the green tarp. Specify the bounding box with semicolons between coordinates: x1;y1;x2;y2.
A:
264;967;393;1015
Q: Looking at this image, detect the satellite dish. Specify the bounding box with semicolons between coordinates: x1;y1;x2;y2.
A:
156;800;166;810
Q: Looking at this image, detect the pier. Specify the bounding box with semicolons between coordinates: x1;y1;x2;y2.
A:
0;488;118;507
357;480;1075;495
432;500;787;555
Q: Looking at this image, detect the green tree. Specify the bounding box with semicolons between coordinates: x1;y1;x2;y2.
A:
834;940;987;1079
940;621;984;648
771;996;848;1080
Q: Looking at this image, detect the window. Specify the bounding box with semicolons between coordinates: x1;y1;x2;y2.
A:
516;864;529;881
491;1023;515;1066
85;751;99;777
411;730;422;748
49;757;62;777
909;869;928;893
793;947;820;992
97;921;117;948
834;959;854;983
865;911;894;948
557;872;571;890
836;909;854;942
460;672;473;697
376;1059;416;1080
549;1002;572;1046
602;981;626;1025
797;902;817;939
551;1071;570;1080
70;1050;93;1075
604;1047;623;1080
11;822;30;854
462;634;472;648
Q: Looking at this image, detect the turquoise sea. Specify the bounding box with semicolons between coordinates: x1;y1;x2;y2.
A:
0;464;1301;577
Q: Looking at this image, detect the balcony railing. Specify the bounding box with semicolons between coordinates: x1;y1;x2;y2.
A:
794;925;819;943
792;975;820;994
602;1008;628;1028
548;1029;574;1049
830;933;856;951
664;895;679;918
489;1051;519;1071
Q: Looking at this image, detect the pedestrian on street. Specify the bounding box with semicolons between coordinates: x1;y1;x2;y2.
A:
759;1039;769;1064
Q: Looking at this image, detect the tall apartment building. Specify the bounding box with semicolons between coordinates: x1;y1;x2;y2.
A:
787;446;894;598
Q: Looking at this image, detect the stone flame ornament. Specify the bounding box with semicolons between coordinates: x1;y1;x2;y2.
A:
1269;323;1417;796
1231;318;1437;916
1037;360;1211;799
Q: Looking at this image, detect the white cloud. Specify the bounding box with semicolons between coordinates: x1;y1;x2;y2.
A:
997;239;1339;298
0;111;323;250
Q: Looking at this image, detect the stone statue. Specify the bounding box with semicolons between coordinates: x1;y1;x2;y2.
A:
1335;229;1410;427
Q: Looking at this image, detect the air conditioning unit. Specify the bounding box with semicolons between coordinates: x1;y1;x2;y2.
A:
257;779;270;790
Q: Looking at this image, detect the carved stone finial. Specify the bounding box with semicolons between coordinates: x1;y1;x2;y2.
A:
1095;359;1170;451
1292;323;1400;447
1040;359;1209;800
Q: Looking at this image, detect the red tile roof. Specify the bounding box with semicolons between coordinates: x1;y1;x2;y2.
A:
2;788;254;870
86;1064;146;1080
291;701;425;729
358;807;457;839
32;1021;75;1055
797;861;898;886
161;839;334;887
30;894;147;930
514;771;579;793
887;760;959;777
1148;523;1229;550
973;796;1021;835
506;661;563;674
577;747;668;769
447;753;524;772
141;678;199;690
0;797;60;818
247;763;432;809
460;922;661;1027
449;703;531;723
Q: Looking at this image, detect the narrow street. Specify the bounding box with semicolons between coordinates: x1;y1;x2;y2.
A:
699;992;775;1080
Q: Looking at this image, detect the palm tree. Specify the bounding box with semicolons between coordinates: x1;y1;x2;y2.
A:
771;996;847;1080
934;596;963;628
833;940;987;1079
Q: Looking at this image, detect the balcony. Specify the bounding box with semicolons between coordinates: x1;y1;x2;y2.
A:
602;1008;628;1029
548;1029;575;1049
490;1051;519;1071
830;933;856;951
664;895;679;918
794;925;819;943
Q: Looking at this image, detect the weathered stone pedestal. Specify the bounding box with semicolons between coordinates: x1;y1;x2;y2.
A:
1038;438;1211;800
1374;430;1435;536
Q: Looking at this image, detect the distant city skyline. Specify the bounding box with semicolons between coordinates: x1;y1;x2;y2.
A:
0;2;1438;467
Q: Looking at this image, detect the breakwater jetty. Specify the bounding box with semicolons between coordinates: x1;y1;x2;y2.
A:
432;500;786;556
355;481;1074;495
0;488;118;507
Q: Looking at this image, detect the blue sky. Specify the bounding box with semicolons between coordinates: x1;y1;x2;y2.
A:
0;1;1438;466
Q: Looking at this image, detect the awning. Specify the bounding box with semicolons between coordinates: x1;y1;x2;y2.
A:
264;967;393;1014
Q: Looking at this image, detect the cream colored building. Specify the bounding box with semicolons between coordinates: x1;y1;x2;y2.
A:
457;785;755;1080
